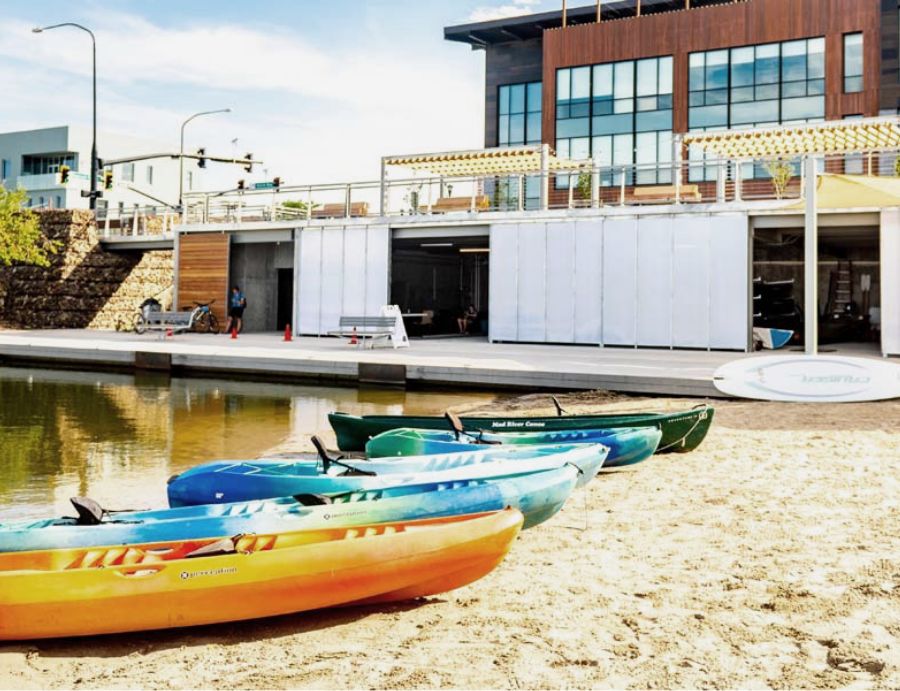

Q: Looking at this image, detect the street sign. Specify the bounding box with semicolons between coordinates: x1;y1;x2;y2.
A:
253;182;275;190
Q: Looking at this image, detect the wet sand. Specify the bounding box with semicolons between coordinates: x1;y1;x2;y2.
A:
1;393;898;689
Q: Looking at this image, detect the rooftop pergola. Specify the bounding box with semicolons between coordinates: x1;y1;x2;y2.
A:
683;116;900;356
683;117;900;158
382;145;588;178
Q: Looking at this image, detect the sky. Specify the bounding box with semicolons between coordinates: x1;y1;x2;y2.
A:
1;0;563;189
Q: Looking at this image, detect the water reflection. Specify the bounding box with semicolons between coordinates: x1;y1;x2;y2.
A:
0;367;494;520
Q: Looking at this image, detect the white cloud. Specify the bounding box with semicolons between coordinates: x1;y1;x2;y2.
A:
468;0;541;23
1;11;487;189
2;12;469;110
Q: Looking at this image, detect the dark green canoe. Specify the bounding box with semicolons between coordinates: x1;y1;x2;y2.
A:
329;405;714;454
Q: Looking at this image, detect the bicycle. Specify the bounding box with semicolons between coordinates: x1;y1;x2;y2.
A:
133;298;161;335
184;300;220;334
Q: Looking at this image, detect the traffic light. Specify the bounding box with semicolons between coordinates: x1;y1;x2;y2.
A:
243;153;253;174
237;179;245;191
273;177;281;190
197;148;207;169
103;170;113;190
59;165;70;184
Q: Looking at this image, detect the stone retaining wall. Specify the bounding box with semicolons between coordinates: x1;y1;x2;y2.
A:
0;210;173;330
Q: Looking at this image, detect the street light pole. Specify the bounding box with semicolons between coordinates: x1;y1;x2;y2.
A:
179;109;231;210
33;23;98;210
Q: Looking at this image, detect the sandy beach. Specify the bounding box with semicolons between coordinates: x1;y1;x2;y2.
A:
1;392;898;690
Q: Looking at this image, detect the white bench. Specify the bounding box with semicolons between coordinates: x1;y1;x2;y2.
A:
328;307;409;349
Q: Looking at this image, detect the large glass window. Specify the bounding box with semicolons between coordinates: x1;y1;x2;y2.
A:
499;81;542;147
557;55;673;186
689;38;825;131
843;33;863;93
496;81;542;209
21;154;78;176
689;38;825;182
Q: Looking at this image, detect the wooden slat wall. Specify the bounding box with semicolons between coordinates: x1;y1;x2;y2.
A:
176;233;230;324
542;0;883;141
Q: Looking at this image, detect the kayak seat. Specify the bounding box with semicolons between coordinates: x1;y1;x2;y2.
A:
293;493;333;506
70;497;105;526
185;538;237;559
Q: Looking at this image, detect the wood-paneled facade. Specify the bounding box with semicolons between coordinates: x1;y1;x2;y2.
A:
882;0;900;112
466;0;896;147
541;0;883;143
176;233;231;324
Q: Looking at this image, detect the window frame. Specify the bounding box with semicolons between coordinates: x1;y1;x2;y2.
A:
555;55;674;187
843;32;864;94
497;80;543;148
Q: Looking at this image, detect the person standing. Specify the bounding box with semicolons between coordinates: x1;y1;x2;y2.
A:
225;285;247;334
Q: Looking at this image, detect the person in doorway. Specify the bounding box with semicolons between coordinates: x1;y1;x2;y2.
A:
457;304;478;335
225;285;247;334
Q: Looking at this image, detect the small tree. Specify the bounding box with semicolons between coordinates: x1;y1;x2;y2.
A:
894;156;900;178
281;199;320;216
576;172;593;202
0;185;57;267
765;160;794;200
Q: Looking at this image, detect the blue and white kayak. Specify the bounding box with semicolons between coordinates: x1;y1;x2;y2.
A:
753;327;794;350
0;466;582;553
167;443;607;507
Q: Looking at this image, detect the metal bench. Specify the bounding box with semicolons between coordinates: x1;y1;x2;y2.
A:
144;311;196;334
328;315;408;349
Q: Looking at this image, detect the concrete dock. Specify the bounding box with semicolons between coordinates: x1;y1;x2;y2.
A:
0;329;880;397
0;329;741;396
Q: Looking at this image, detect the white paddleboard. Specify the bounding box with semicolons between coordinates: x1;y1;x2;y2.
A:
713;355;900;402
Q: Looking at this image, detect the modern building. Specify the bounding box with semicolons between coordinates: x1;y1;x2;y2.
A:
446;0;900;156
0;125;202;214
111;0;900;359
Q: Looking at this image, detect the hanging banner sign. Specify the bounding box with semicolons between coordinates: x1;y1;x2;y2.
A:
713;355;900;402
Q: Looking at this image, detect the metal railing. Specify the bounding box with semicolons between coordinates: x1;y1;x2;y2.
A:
98;205;178;238
171;147;899;226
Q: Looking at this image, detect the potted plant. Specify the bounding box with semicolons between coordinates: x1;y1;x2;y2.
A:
765;160;794;200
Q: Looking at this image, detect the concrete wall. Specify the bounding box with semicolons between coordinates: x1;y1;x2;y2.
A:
228;242;293;332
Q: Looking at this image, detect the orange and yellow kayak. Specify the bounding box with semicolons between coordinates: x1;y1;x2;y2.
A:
0;509;522;640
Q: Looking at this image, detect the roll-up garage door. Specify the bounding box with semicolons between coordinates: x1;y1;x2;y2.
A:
296;225;389;335
489;214;749;350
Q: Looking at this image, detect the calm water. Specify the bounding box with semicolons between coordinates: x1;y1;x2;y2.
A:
0;367;495;521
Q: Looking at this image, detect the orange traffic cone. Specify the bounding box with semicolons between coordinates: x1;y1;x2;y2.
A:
349;326;358;346
284;323;293;342
231;327;238;340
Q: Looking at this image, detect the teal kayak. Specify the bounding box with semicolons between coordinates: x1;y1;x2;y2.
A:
167;443;607;507
0;466;580;552
366;426;661;468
